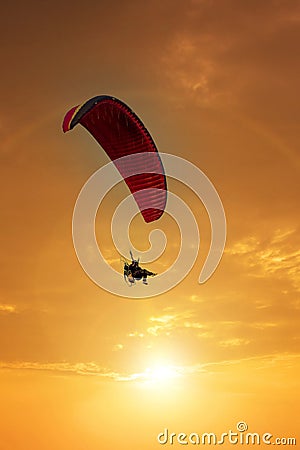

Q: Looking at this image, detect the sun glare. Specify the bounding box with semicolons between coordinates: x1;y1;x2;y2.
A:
143;365;180;383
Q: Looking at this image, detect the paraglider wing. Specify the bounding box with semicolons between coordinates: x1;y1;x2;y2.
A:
63;95;167;223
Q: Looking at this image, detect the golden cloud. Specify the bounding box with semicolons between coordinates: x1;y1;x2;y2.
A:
0;304;17;313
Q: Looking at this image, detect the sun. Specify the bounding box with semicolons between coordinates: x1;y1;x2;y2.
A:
142;365;180;383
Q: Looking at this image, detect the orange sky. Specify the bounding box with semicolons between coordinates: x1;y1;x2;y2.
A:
0;1;299;449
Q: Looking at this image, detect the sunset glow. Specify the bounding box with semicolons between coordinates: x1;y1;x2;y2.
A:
1;0;299;449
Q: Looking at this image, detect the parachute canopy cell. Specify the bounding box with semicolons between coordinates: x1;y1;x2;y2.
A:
63;95;167;223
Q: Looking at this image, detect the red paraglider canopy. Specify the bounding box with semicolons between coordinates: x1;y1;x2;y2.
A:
63;95;167;223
